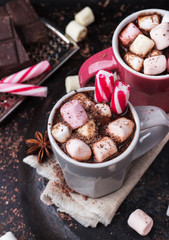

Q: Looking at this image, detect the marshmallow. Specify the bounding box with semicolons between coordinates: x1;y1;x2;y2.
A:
138;14;160;31
150;22;169;50
65;20;87;42
119;23;141;46
107;117;135;143
149;49;162;57
0;232;17;240
92;137;117;163
144;55;167;75
162;12;169;23
94;103;112;124
77;119;96;139
72;93;95;110
166;205;169;216
130;34;154;57
75;6;95;27
127;209;153;236
52;123;71;143
65;75;80;93
66;138;92;161
60;100;88;129
124;52;143;72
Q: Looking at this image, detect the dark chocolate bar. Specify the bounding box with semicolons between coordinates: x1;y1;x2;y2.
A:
0;16;30;78
6;0;48;45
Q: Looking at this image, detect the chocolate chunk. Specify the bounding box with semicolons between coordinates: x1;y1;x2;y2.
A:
0;16;30;78
6;0;48;45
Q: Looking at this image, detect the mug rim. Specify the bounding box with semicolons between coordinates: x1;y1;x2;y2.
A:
112;8;169;80
47;87;140;169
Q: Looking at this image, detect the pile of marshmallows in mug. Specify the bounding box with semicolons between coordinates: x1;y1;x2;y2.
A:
119;12;169;75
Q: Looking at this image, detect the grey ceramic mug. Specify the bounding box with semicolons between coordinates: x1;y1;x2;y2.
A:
48;87;169;198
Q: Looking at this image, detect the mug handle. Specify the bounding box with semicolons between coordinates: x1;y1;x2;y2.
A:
78;47;118;87
131;106;169;161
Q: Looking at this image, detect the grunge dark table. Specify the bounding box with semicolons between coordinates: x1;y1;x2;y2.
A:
0;0;169;239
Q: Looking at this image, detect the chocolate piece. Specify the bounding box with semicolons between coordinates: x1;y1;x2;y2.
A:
0;16;30;78
6;0;48;44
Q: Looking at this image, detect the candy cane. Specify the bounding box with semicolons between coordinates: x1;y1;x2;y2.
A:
95;70;114;103
0;60;51;84
0;83;47;97
110;81;131;114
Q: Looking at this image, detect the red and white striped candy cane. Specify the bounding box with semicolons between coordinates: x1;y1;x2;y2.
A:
0;83;48;97
0;60;51;84
95;70;114;103
110;81;131;114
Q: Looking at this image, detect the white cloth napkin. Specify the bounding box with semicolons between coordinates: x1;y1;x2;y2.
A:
23;132;169;228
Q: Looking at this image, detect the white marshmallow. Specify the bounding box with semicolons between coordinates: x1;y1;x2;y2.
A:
0;232;17;240
75;6;95;27
127;209;153;236
65;75;80;93
150;22;169;50
52;123;71;143
66;138;92;161
124;52;143;72
107;117;135;143
130;34;154;57
138;14;160;31
149;49;162;57
72;93;95;110
162;12;169;23
94;103;112;118
92;137;117;163
65;20;87;42
166;205;169;216
77;120;96;139
144;55;167;75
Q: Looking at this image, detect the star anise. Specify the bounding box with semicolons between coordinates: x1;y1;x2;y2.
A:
25;131;51;163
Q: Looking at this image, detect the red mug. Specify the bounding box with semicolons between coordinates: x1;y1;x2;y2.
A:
78;9;169;112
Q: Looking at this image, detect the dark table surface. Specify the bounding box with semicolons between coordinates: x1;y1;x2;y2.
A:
0;0;169;239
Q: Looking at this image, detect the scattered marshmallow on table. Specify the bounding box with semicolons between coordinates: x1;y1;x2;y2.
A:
162;12;169;23
77;119;96;140
52;122;71;143
138;14;160;31
166;205;169;216
0;232;17;240
124;52;143;72
127;209;153;236
107;117;135;143
75;6;95;27
119;23;141;46
150;22;169;50
65;75;80;93
144;55;167;75
60;100;88;129
65;20;87;42
65;138;92;161
130;34;154;58
92;137;117;163
72;93;95;110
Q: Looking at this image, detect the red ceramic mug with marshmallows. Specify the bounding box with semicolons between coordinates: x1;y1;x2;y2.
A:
79;9;169;112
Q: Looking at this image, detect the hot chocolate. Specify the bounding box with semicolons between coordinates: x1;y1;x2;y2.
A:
52;90;136;163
